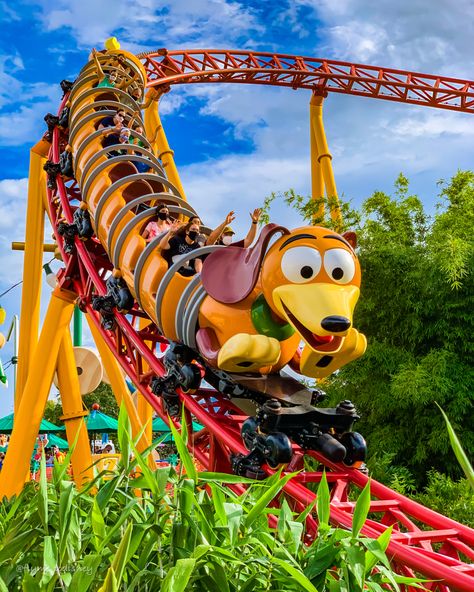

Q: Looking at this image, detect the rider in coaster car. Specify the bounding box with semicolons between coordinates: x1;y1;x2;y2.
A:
215;208;262;248
159;220;203;277
98;109;126;157
142;203;173;242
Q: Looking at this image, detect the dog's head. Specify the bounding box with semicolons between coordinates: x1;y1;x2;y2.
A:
201;224;361;356
261;225;361;355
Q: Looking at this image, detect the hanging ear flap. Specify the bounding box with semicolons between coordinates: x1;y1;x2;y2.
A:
342;231;357;249
201;223;290;304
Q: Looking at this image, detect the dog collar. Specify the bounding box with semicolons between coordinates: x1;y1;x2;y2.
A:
251;294;295;341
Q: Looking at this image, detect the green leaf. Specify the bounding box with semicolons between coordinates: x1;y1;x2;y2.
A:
272;557;319;592
169;420;197;482
69;554;102;591
40;536;57;586
363;526;393;574
91;498;106;551
346;544;366;591
352;480;371;538
161;558;196;592
37;452;48;530
110;522;133;586
198;472;256;484
245;471;295;527
317;471;330;528
437;404;474;490
223;503;243;546
117;403;131;473
98;566;118;592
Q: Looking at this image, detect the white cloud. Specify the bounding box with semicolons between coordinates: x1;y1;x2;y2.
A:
34;0;263;49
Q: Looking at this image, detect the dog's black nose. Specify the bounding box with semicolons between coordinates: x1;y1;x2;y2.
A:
321;316;351;333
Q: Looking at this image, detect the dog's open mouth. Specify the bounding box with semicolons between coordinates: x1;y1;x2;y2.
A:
281;302;343;353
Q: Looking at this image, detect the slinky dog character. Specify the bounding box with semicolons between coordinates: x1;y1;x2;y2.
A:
197;224;367;378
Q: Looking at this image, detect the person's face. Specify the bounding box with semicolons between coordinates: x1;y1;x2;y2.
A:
190;217;201;228
119;130;130;143
114;111;126;125
109;70;118;83
157;207;169;220
187;224;200;240
222;233;233;245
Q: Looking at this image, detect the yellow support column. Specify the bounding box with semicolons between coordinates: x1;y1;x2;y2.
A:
0;289;75;499
309;94;342;230
144;88;187;201
137;317;153;447
57;330;94;488
16;142;49;410
309;104;325;223
86;316;155;469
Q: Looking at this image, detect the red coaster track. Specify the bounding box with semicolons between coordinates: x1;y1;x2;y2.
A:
141;49;474;113
45;50;474;591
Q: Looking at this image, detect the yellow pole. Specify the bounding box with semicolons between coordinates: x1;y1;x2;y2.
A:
309;99;325;223
143;88;187;201
15;144;49;410
137;317;153;446
0;290;75;499
86;315;155;469
12;242;56;253
57;330;94;487
309;94;342;230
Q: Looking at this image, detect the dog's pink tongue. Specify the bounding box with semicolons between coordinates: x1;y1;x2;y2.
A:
311;334;334;345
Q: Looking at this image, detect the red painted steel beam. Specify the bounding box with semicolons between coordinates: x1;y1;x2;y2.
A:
140;49;474;113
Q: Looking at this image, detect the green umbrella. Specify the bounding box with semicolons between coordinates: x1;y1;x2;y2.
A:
86;410;118;433
152;417;203;442
0;413;63;434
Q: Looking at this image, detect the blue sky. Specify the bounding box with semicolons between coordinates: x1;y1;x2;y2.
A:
0;0;473;414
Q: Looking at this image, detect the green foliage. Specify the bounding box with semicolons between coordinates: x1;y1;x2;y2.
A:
0;408;418;591
414;471;474;528
263;171;474;485
44;382;120;426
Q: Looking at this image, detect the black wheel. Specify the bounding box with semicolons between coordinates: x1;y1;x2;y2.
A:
339;431;367;466
180;364;202;392
263;432;293;468
241;417;258;450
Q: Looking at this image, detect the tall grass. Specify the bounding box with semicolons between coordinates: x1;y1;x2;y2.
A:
0;408;425;591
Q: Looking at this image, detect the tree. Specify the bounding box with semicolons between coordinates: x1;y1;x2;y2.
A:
44;382;120;424
263;172;474;485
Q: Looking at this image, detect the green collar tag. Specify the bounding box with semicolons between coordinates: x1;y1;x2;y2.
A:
251;294;295;341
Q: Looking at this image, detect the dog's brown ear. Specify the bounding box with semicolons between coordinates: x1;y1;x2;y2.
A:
201;223;290;304
342;231;357;249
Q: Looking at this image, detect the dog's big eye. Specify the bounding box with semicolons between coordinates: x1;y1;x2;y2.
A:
281;247;322;283
323;249;355;284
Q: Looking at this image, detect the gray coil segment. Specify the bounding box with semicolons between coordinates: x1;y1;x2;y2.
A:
133;231;169;311
111;205;197;269
80;145;163;190
182;285;209;349
154;245;221;333
81;152;165;204
175;274;202;341
106;192;196;255
93;172;181;236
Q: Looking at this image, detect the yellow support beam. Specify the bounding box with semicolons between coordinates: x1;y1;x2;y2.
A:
309;94;342;230
310;102;325;222
12;242;56;253
86;315;155;469
144;88;187;201
137;317;153;446
15;144;49;411
0;289;75;499
57;330;94;488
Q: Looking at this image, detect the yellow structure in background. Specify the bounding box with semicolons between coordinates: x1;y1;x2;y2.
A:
309;93;342;230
